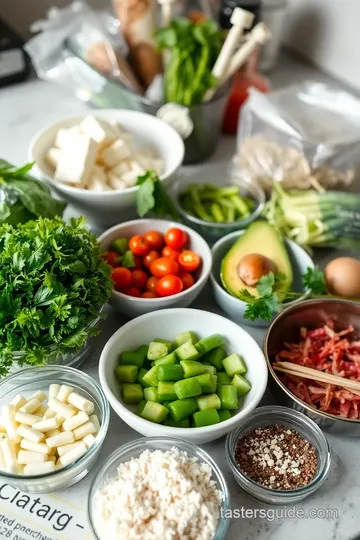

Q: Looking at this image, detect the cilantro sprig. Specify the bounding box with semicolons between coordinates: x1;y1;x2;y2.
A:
0;216;113;375
239;267;329;322
136;171;179;220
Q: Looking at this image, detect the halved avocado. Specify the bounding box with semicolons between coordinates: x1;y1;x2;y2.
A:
220;221;293;300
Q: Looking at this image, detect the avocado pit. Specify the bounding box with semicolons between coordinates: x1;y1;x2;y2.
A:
237;253;278;287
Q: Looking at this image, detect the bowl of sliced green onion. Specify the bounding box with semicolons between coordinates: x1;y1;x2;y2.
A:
173;177;265;243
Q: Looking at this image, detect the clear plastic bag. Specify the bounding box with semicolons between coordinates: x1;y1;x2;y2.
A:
233;82;360;192
25;1;143;96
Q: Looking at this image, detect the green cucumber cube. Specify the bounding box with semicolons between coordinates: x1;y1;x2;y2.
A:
157;382;177;401
222;353;247;377
122;383;143;404
135;399;146;416
115;365;138;383
180;360;204;378
196;373;216;394
196;334;225;354
232;374;252;396
157;364;184;381
153;339;176;352
203;347;227;371
118;350;144;368
142;366;158;387
193;409;220;427
175;341;200;361
154;352;177;366
218;385;238;409
175;331;198;346
168;398;198;422
140;401;168;423
218;409;232;422
143;387;159;402
202;364;217;375
174;377;202;399
136;367;150;388
217;371;232;385
196;394;221;411
147;341;169;360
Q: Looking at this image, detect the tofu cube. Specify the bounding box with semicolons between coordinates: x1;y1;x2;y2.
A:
110;160;131;178
80;116;117;150
54;126;82;148
54;134;97;186
101;139;131;168
45;147;60;169
87;165;108;192
108;173;127;191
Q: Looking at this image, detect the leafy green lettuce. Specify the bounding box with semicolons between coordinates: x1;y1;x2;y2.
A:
0;160;66;225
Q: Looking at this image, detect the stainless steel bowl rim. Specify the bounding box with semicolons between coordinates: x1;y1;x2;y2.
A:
265;298;360;424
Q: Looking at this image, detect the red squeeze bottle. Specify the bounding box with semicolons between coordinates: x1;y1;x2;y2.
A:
222;49;270;134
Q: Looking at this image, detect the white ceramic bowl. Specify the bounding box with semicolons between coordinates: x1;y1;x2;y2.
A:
99;308;268;444
29;110;185;227
98;219;212;317
210;231;314;328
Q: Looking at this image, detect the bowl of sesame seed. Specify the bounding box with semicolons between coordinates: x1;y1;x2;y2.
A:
225;406;331;505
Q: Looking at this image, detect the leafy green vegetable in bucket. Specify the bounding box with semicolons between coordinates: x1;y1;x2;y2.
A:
136;171;179;219
155;18;224;106
0;217;113;375
0;160;66;225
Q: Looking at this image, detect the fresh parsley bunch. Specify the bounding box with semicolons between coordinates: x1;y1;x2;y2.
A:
0;217;113;375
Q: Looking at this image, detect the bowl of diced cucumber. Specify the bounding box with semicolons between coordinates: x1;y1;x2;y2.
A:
99;308;268;444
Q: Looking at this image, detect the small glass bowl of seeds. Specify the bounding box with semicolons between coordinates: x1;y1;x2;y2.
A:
226;406;331;505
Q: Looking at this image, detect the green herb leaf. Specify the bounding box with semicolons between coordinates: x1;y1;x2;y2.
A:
121;250;136;268
136;171;179;220
0;217;113;374
302;266;327;294
256;272;276;297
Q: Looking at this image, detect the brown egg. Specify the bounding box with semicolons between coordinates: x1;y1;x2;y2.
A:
237;253;277;287
325;257;360;298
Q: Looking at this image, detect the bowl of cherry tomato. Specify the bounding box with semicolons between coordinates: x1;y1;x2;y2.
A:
98;219;212;317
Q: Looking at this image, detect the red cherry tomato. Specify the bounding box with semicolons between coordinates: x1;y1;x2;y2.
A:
122;286;141;297
111;267;132;289
179;271;195;290
133;255;143;269
150;257;179;278
142;291;157;298
178;250;201;272
143;230;164;250
129;235;150;256
143;250;160;269
131;269;148;290
103;250;120;268
162;246;181;262
164;228;188;250
156;275;183;297
146;276;159;293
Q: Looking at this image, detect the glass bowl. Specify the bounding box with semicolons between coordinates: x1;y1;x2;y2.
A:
172;177;265;244
88;437;231;540
0;366;110;493
9;314;102;374
225;406;331;505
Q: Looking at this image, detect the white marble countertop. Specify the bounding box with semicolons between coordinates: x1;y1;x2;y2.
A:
0;53;359;540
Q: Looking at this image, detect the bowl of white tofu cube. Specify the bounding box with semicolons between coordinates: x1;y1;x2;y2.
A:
29;110;185;227
0;366;109;493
